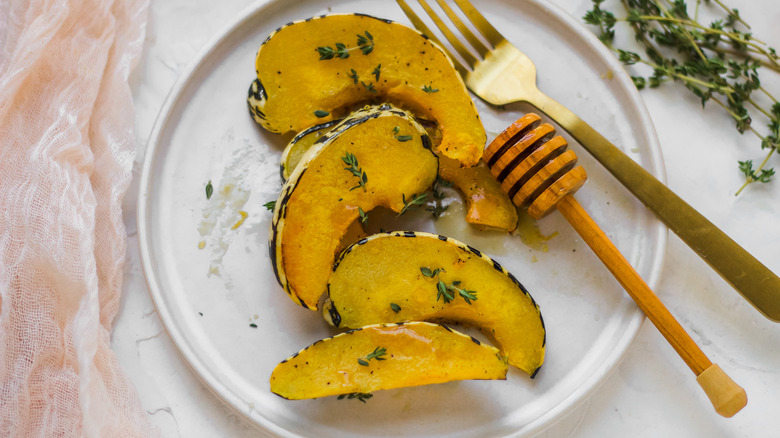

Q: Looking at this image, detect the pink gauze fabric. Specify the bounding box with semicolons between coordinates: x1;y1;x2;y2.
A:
0;0;158;436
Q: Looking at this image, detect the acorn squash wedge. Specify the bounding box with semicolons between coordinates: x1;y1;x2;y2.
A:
322;231;545;376
270;322;508;400
251;13;486;166
271;104;438;309
279;124;518;231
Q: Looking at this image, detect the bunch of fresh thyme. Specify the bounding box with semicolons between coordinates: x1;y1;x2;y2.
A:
584;0;779;194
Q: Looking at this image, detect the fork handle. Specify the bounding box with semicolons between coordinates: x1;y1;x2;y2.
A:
526;89;780;322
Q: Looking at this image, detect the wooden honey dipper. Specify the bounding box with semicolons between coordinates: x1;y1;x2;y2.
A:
484;113;747;417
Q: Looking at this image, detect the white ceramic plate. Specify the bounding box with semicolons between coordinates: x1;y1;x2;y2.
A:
138;0;666;436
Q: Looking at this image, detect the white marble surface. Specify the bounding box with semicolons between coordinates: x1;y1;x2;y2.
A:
118;0;780;436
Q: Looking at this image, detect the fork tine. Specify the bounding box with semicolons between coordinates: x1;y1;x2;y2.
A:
453;0;505;47
435;0;489;58
417;0;478;68
396;0;468;77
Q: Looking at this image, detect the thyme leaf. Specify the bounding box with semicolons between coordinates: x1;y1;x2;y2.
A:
263;200;276;211
422;85;439;93
366;346;387;361
436;175;453;187
361;81;377;93
426;203;449;219
348;69;359;84
205;180;213;199
358;346;387;366
372;64;381;81
420;267;444;277
342;152;368;192
390;302;401;312
398;193;428;216
427;175;451;219
437;280;454;303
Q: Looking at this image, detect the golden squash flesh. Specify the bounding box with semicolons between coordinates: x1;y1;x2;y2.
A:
438;156;518;232
322;231;545;376
270;322;508;400
251;13;486;166
279;119;341;182
271;105;438;309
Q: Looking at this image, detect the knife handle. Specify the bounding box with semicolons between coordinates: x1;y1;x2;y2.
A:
527;89;780;322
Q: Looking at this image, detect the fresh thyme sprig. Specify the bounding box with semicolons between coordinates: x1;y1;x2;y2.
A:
342;152;368;192
584;0;780;194
263;200;276;211
422;85;439;93
357;346;387;366
361;81;377;94
317;31;374;60
372;64;381;81
398;193;428;216
420;266;478;304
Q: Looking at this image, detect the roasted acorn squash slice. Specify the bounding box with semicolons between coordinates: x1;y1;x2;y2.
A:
271;105;438;309
270;322;508;400
251;13;486;166
322;231;545;375
279;124;518;231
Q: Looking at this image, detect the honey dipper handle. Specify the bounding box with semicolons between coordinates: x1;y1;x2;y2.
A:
556;194;747;416
526;89;780;322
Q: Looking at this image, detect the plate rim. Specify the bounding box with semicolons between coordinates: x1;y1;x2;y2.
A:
136;0;668;436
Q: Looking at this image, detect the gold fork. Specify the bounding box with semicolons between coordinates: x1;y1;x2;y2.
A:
396;0;780;324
